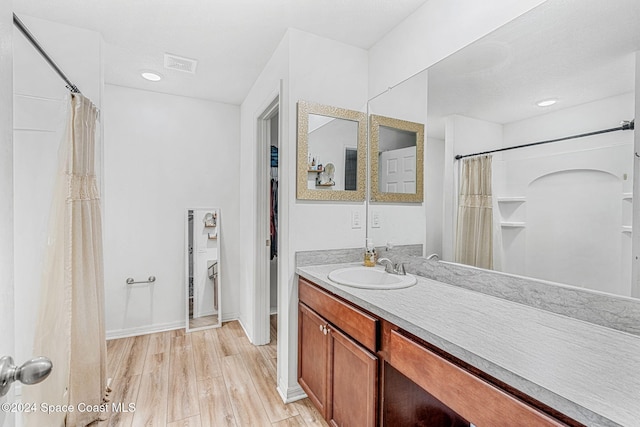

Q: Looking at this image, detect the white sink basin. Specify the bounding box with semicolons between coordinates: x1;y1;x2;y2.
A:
328;266;416;290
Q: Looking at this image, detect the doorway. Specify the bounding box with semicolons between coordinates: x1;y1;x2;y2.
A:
256;97;280;346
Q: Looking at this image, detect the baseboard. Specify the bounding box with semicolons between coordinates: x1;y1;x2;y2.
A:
236;317;251;341
106;312;242;340
277;380;307;404
221;311;239;323
105;320;184;340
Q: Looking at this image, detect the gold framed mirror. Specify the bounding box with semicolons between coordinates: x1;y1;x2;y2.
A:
296;100;367;201
370;114;424;203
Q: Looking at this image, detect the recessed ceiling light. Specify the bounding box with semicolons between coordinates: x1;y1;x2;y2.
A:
141;71;162;82
536;98;557;107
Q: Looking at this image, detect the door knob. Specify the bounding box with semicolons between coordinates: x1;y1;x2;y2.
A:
0;356;52;397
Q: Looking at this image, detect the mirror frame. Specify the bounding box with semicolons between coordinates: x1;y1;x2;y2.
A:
369;114;424;203
296;100;367;201
185;207;222;332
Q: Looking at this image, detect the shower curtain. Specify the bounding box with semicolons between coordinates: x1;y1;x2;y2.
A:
455;155;494;269
23;94;106;427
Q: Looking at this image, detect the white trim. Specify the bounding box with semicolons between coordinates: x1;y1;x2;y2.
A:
105;320;185;340
254;91;280;346
236;317;252;343
276;380;307;404
105;312;240;340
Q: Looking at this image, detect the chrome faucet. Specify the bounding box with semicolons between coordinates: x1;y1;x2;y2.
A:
377;257;406;275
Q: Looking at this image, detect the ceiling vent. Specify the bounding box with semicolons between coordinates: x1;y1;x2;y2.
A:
164;53;198;74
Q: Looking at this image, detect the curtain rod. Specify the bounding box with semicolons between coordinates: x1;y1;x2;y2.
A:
12;13;81;94
454;119;635;160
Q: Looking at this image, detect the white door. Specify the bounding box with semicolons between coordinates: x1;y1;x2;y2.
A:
379;146;417;193
0;112;15;427
1;3;15;423
0;195;14;426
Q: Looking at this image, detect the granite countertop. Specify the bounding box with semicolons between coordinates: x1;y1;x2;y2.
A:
296;262;640;427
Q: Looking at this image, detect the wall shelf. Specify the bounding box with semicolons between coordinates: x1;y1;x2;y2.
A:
497;197;526;203
501;222;526;228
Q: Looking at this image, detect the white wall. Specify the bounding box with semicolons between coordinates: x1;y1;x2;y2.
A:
13;15;102;366
103;85;240;338
497;93;634;295
240;28;370;402
239;30;289;350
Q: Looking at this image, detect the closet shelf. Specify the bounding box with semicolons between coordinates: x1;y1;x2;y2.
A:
497;197;526;203
501;222;526;228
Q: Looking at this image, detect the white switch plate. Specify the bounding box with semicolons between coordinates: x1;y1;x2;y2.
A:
351;211;362;229
371;211;381;228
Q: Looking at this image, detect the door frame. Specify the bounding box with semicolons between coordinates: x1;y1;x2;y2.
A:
254;94;280;346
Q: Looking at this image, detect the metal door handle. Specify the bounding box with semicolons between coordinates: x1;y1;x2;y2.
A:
0;356;52;397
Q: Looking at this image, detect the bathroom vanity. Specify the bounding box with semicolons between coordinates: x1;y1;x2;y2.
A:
297;261;640;427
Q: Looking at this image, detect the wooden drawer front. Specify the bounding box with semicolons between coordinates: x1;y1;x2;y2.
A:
389;330;568;427
299;278;378;352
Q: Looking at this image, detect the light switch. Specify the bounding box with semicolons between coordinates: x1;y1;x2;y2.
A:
371;211;381;228
351;211;362;229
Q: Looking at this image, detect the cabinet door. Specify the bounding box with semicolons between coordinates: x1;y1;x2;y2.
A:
298;302;329;417
328;325;377;427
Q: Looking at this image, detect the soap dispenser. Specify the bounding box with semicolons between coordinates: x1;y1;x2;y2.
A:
364;238;376;267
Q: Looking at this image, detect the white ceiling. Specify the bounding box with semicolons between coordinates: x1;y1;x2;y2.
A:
426;0;640;139
13;0;428;104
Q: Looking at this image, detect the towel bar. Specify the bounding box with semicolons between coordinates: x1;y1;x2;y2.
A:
126;276;156;285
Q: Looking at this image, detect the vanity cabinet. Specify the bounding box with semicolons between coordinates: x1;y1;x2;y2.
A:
298;276;582;427
298;278;378;426
387;330;570;426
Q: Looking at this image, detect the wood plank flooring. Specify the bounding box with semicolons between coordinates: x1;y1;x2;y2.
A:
97;316;328;427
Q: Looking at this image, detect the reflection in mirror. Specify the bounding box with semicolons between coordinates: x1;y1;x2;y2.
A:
396;0;639;298
367;70;428;251
297;100;367;201
186;208;222;332
370;114;424;202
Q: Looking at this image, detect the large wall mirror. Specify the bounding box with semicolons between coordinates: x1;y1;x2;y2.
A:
370;114;424;202
297;100;367;201
368;0;640;299
185;208;222;332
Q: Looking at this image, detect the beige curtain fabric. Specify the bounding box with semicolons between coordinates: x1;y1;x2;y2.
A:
24;94;106;427
455;155;494;269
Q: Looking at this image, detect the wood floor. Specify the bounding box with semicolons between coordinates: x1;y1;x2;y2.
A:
97;316;328;427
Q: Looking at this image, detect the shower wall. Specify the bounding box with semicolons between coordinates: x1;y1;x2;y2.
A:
495;92;634;295
13;16;102;368
445;92;634;296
